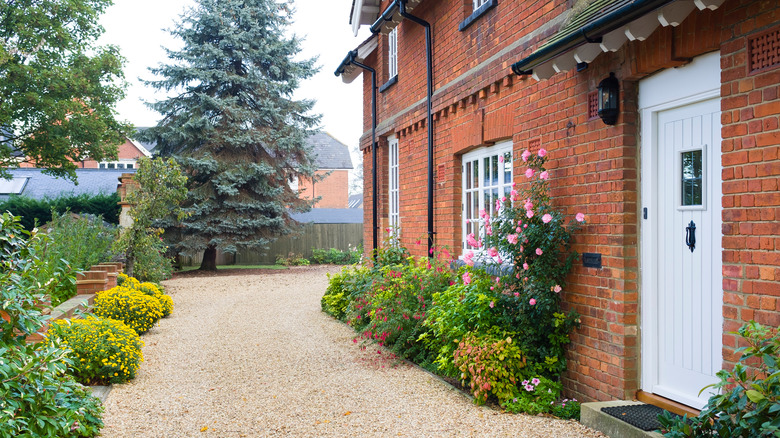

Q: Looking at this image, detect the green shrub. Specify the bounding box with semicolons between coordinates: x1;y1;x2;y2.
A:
41;211;119;306
659;321;780;437
0;212;104;437
117;272;140;289
321;269;351;319
275;252;310;266
137;281;162;297
311;246;362;265
93;286;164;335
502;375;580;419
157;294;174;317
453;328;527;405
0;193;121;230
48;316;144;385
130;232;174;283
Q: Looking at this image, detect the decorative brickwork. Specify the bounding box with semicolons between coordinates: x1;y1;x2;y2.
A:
748;25;780;75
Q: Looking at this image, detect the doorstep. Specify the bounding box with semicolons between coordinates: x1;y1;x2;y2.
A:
581;401;665;438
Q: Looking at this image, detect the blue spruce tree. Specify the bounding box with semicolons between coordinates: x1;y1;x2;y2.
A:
142;0;320;270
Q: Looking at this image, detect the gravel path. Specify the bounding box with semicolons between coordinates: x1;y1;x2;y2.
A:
101;265;605;437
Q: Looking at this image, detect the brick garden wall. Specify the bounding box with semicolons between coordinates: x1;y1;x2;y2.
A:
353;0;780;402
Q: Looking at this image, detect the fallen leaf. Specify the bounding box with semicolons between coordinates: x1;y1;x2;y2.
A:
343;411;351;416
200;426;208;432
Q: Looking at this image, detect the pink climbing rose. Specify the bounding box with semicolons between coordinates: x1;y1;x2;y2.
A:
521;149;531;162
540;170;549;180
542;213;552;223
553;284;562;293
523;263;529;270
536;248;543;256
529;298;537;306
487;247;499;258
463;250;475;266
526;210;534;218
462;271;471;285
576;212;585;222
507;234;518;244
538;148;547;157
525;168;535;178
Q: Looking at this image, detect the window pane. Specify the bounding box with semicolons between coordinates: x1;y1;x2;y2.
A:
473;160;479;188
107;163;115;169
681;150;703;206
483;157;490;187
503;152;512;184
466;192;472;219
465;162;472;189
491;155;498;185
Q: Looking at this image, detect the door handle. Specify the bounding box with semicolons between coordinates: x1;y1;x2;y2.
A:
685;220;696;253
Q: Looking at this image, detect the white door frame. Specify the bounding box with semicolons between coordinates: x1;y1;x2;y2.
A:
639;52;722;408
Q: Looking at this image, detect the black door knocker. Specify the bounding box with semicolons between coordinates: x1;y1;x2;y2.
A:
685;220;696;253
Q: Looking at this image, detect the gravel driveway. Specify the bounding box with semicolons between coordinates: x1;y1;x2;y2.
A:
101;265;604;437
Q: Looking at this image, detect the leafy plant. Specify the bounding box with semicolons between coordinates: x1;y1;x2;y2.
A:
502;375;580;419
0;212;104;436
0;193;122;230
93;286;164;335
658;321;780;437
453;328;527;405
40;211;119;306
48;316;144;385
311;245;362;265
275;252;310;266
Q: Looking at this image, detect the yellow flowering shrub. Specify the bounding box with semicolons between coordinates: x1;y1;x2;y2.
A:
94;286;163;334
117;272;140;289
157;294;174;317
48;316;144;385
138;282;161;297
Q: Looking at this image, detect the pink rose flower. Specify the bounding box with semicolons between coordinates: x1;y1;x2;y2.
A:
524;201;533;210
542;214;552;223
489;301;494;308
487;247;499;257
479;208;487;218
525;168;535;178
462;271;471;285
523;263;529;270
498;155;504;163
526;210;534;218
507;234;518;244
536;248;543;256
467;233;482;248
529;298;536;306
485;224;493;236
538;148;547;157
576;212;585;222
521;150;531;162
463;250;475;266
540;171;549;180
553;284;562;293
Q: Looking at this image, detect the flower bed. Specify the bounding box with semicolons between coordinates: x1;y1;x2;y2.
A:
322;148;585;419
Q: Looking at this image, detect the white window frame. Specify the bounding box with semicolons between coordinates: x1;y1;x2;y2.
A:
473;0;490;9
99;160;136;169
388;135;400;240
388;27;398;79
461;141;513;254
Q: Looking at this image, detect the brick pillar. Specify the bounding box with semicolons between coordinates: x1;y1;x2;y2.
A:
92;264;118;289
117;173;139;229
76;271;109;295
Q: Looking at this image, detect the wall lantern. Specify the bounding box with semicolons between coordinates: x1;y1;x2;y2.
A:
597;72;619;125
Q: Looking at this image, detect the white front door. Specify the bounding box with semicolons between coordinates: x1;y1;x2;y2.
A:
640;52;723;409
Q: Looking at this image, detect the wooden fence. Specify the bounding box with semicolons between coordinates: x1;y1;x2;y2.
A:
179;223;364;266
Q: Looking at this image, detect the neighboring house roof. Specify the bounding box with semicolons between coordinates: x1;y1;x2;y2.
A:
291;208;363;224
348;193;363;209
308;132;353;170
134;127;157;154
0;168;132;200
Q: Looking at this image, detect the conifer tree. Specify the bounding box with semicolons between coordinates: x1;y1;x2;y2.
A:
142;0;320;270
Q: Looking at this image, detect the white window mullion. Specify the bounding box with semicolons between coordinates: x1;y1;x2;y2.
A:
388;135;400;241
388;27;398;79
473;0;489;10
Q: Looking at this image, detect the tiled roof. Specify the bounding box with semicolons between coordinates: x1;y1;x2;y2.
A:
0;168;132;200
348;193;363;209
291;208;363;224
308;132;353;170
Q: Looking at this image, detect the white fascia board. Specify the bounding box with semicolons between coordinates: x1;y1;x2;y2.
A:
129;137;153;157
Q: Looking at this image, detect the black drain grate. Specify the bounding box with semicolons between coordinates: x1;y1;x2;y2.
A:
601;404;678;431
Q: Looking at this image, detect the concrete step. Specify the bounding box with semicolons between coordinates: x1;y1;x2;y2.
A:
581;401;665;438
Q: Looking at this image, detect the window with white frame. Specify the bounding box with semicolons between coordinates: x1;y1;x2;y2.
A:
388;135;400;238
473;0;490;9
462;141;513;253
388;27;398;79
99;161;136;169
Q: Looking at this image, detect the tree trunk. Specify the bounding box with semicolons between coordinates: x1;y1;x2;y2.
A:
200;245;218;271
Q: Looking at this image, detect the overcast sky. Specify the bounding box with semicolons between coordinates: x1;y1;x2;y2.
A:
98;0;370;156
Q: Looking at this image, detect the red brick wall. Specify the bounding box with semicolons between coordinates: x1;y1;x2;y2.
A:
354;0;779;402
299;169;351;208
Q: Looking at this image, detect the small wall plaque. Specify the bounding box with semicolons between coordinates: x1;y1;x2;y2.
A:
583;253;602;269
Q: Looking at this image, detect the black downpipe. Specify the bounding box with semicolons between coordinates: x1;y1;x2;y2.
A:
397;0;435;258
348;57;379;261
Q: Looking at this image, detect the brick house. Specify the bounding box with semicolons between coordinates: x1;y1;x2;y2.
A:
17;134;152;170
336;0;779;412
296;132;355;208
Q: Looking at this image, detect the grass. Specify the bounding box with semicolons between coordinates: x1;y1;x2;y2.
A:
177;264;288;272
